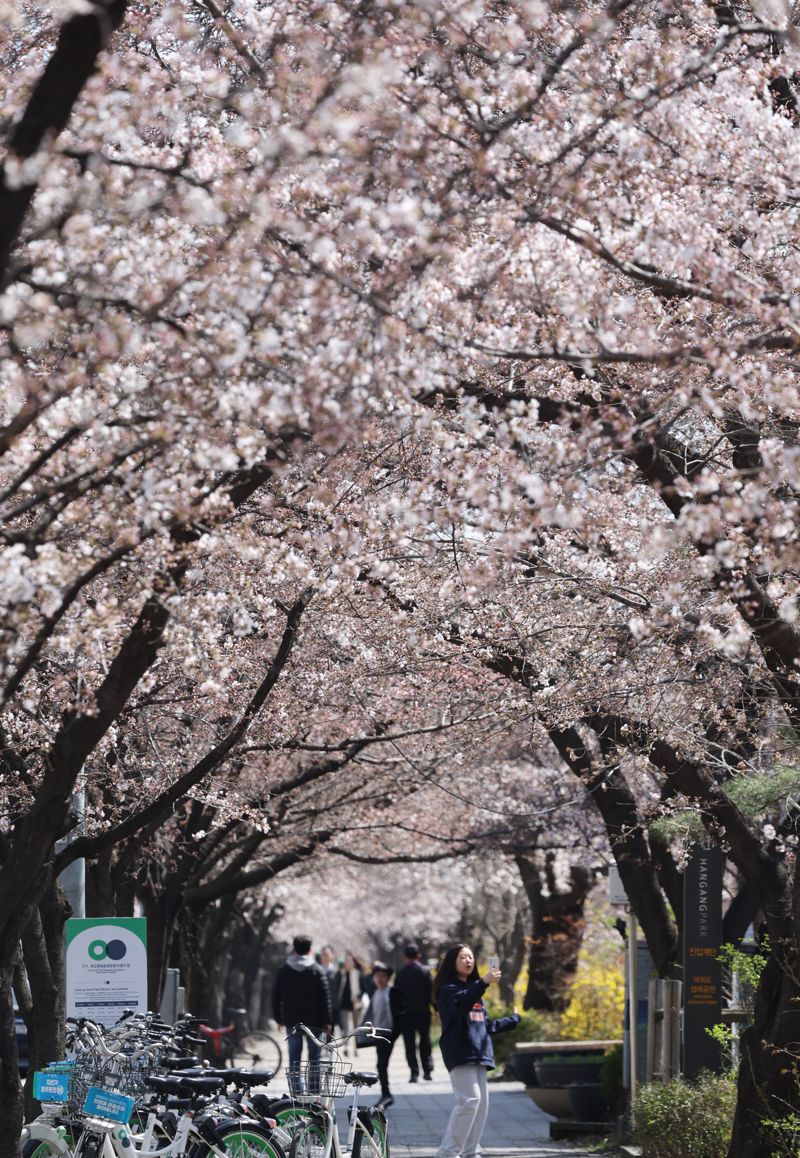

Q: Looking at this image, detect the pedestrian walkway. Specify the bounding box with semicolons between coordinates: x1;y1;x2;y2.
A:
347;1043;610;1158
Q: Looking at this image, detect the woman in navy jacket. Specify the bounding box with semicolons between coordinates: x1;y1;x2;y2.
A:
433;944;520;1158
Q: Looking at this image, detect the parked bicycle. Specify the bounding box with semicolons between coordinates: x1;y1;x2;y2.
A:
21;1011;282;1158
199;1009;283;1077
70;1071;285;1158
23;1012;198;1158
282;1024;390;1158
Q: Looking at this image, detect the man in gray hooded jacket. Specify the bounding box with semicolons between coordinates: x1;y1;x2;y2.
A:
272;934;333;1093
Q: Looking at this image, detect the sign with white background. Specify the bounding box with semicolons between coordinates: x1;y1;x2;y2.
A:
66;918;147;1026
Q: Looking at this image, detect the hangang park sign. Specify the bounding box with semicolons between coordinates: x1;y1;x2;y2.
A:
66;917;147;1027
682;838;725;1078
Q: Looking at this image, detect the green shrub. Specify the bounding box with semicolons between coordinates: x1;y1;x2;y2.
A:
535;1051;606;1066
633;1072;737;1158
760;1111;800;1156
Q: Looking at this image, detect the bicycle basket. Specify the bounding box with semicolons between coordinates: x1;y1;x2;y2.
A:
296;1058;351;1098
69;1054;143;1117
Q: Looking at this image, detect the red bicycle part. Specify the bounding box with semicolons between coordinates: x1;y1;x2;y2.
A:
198;1022;234;1058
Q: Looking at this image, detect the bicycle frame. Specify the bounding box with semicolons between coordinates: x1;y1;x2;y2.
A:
87;1116;190;1158
286;1027;388;1158
343;1091;385;1158
199;1023;236;1061
292;1098;386;1158
198;1012;282;1077
77;1109;268;1158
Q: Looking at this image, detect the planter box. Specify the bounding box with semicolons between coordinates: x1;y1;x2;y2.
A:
533;1056;604;1087
566;1082;612;1122
512;1040;622;1123
511;1040;621;1086
509;1050;539;1086
525;1086;573;1119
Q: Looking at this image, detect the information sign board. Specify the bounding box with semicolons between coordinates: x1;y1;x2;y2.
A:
66;917;147;1026
82;1086;135;1123
682;837;724;1077
33;1071;70;1103
608;863;628;906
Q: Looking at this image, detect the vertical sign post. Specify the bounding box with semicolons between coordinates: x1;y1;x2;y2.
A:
609;865;633;1100
682;837;724;1078
628;908;638;1107
609;866;652;1104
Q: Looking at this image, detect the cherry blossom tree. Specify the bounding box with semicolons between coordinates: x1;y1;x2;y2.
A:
2;2;800;1155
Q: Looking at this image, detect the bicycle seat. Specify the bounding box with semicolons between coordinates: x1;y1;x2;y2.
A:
146;1074;226;1095
344;1072;379;1087
175;1075;228;1093
230;1068;275;1086
165;1056;203;1070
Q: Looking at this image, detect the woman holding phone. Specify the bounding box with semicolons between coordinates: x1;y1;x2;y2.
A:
432;945;520;1158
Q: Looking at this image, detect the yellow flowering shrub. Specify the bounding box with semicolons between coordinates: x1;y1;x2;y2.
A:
558;955;625;1041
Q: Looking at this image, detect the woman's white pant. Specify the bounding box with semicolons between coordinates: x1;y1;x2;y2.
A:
339;1010;355;1055
436;1064;489;1158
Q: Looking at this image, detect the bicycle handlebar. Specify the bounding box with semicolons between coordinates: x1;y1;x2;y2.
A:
291;1021;390;1047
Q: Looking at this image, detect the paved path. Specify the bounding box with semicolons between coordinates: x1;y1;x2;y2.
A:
336;1043;608;1158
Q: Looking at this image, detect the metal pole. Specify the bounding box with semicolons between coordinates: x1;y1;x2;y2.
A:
628;907;639;1109
56;790;86;918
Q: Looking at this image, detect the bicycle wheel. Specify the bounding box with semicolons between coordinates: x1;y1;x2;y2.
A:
232;1032;283;1076
351;1109;388;1158
22;1135;77;1158
266;1101;316;1150
287;1119;328;1158
208;1121;287;1158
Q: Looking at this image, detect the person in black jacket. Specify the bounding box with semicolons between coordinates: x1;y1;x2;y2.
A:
360;961;405;1108
432;944;519;1158
272;934;333;1094
393;944;434;1082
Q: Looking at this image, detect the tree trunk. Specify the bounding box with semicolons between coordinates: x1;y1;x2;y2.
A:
21;882;68;1117
498;906;526;1009
0;959;23;1158
86;847;116;916
140;868;186;1013
193;902;236;1023
727;869;800;1156
515;854;594;1012
0;0;129;280
549;725;679;976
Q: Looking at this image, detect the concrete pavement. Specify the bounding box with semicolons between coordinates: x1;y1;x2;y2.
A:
344;1043;611;1158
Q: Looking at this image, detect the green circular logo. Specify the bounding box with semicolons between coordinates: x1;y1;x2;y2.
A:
87;938;128;961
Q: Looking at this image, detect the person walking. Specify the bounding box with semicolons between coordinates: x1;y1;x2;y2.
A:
337;951;366;1054
319;945;340;1021
393;943;434;1082
433;944;520;1158
272;934;334;1094
360;961;405;1109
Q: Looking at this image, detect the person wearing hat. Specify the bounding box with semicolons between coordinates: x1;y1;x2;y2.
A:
393;943;434;1082
360;961;405;1108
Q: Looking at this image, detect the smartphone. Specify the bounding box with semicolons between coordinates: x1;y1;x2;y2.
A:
488;955;499;970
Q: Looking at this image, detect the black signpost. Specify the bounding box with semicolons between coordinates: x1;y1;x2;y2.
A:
682;836;725;1078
